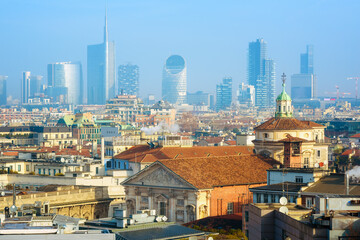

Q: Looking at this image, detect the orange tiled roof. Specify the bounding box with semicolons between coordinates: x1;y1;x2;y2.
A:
350;133;360;138
2;151;19;156
341;149;360;157
254;117;324;130
160;155;278;189
114;145;254;163
278;135;308;142
225;140;236;145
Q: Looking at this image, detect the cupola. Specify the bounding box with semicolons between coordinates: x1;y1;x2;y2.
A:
275;73;293;118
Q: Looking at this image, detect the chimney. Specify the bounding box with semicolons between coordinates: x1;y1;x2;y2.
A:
324;197;329;216
345;173;350;195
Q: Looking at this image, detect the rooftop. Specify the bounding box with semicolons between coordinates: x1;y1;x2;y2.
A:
255;117;325;131
114;145;254;163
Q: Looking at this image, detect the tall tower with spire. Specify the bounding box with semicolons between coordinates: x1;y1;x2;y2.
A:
87;9;115;104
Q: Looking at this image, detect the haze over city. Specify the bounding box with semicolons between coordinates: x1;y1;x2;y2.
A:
1;0;359;100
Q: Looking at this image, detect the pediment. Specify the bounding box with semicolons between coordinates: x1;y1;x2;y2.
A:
123;164;195;189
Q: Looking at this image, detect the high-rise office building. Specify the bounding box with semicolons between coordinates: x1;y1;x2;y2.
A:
187;91;213;107
87;12;115;104
0;76;7;105
216;77;232;112
291;45;316;99
300;45;314;74
248;38;267;87
162;55;187;105
238;83;255;106
22;72;43;104
22;72;31;104
47;62;83;105
29;75;43;98
118;64;139;96
247;38;276;108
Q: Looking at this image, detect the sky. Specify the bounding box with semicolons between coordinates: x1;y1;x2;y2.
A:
0;0;359;101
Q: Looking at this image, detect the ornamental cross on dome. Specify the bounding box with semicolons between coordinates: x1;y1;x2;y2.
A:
281;73;286;86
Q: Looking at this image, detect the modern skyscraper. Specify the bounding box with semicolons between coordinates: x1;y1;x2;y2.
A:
162;55;187;105
187;91;213;107
118;64;139;96
29;75;43;98
238;83;255;106
21;72;43;104
216;77;232;112
247;38;276;108
300;45;314;74
87;11;115;104
0;76;7;105
47;62;83;105
21;71;31;104
248;38;267;87
291;45;316;99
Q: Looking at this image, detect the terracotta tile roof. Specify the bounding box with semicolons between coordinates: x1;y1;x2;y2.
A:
301;121;326;128
114;145;254;163
160;155;278;189
341;149;360;157
350;133;360;138
203;137;223;144
278;134;308;142
2;151;19;156
225;140;236;145
254;117;324;130
55;148;92;157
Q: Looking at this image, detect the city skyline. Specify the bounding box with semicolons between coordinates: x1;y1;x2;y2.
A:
0;0;359;101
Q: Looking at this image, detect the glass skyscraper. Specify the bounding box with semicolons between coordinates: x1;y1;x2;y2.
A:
21;71;43;104
247;38;276;108
162;55;187;105
216;77;232;112
291;45;316;99
47;62;83;105
118;64;139;97
87;12;115;104
0;76;7;105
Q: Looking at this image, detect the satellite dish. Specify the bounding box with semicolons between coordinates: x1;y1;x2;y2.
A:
10;205;17;213
279;196;288;206
314;163;320;168
279;206;289;215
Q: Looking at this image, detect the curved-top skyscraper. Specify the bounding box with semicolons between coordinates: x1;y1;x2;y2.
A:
162;55;187;105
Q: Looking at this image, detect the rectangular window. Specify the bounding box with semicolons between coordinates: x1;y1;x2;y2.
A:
55;134;58;138
61;134;64;138
177;199;184;206
18;165;21;172
96;167;99;174
159;202;166;216
264;194;268;203
271;194;276;203
317;150;321;157
245;211;249;222
38;169;41;175
106;161;112;168
257;193;261;203
295;176;303;183
54;169;56;176
26;165;30;172
227;202;234;214
306;198;313;208
141;196;149;204
48;169;51;175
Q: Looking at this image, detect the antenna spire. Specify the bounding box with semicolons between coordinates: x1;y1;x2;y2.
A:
104;3;108;43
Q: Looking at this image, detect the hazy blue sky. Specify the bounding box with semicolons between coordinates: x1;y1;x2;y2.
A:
0;0;359;100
